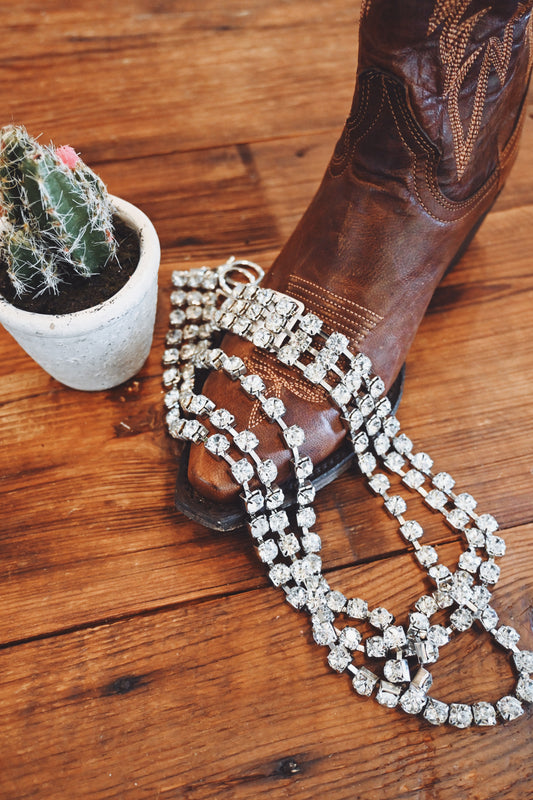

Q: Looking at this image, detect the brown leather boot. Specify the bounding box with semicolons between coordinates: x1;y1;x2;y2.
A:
181;0;533;529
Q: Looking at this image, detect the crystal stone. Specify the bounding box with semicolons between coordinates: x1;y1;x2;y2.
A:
400;520;424;541
403;469;426;490
427;625;449;647
317;592;343;617
358;453;377;474
353;432;369;453
344;369;362;393
366;636;386;659
303;361;328;384
257;459;277;485
284;425;305;448
514;650;533;673
472;702;497;726
278;345;300;366
299;313;322;335
369;376;386;398
373;434;390;456
354;352;372;375
369;607;394;630
394;434;413;455
346;598;369;619
446;508;469;529
450;608;474;632
297;482;316;505
458;550;482;574
477;513;499;533
205;433;230;457
385;452;405;473
240;374;266;396
262;396;286;419
278;533;300;557
339;627;362;650
327;645;352;673
330;383;352;407
425;490;448;510
326;332;349;353
516;676;533;703
304;553;322;574
347;408;364;431
357;394;375;416
369;474;391;496
496;696;523;721
383;416;401;437
423;698;449;726
410;452;433;473
252;328;273;348
162;348;180;365
471;584;492;610
409;612;430;633
383;625;407;650
400;686;427;715
169;308;186;326
265;487;284;509
294;456;313;479
171;270;187;287
415;546;439;568
384;495;407;517
455;492;477;512
210;408;235;429
166;329;183;346
494;625;520;650
449;703;473;728
258;539;278;564
231;458;254;484
269;510;289;532
313;621;336;646
292;559;312;584
384;658;410;683
466;528;485;548
302;532;322;553
245;490;264;516
249;515;269;538
297;507;316;529
485;535;506;557
480;606;499;630
234;430;259;453
479;560;501;584
286;586;307;610
352;667;378;696
415;596;438;617
376;681;401;708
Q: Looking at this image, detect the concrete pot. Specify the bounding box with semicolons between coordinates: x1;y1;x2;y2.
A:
0;196;160;391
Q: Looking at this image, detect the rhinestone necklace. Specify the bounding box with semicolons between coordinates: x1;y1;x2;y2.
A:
162;258;533;728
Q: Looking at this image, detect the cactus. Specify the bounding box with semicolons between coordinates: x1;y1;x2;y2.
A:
0;125;116;296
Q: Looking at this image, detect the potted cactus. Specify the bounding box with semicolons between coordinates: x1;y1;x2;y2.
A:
0;125;160;390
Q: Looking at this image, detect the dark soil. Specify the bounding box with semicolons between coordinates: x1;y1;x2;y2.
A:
0;216;141;315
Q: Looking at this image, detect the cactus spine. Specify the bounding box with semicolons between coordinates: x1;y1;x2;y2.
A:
0;125;116;296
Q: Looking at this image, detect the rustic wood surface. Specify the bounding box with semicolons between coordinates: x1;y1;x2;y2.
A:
0;2;532;798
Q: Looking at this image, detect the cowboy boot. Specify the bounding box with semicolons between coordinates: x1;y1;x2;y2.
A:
181;0;533;529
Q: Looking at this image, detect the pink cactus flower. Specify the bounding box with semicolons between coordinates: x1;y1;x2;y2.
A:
55;145;79;169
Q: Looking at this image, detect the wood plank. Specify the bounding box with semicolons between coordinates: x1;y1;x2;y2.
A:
0;0;358;162
0;534;531;800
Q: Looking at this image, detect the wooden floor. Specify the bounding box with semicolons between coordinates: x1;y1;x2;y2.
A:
1;2;532;798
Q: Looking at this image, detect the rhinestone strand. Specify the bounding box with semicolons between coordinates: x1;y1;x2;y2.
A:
162;260;532;727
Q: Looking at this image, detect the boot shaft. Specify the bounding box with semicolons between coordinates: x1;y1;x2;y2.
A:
354;0;533;198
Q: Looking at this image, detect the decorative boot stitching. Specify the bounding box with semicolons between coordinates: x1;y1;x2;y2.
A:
287;275;382;340
246;351;326;430
428;0;531;180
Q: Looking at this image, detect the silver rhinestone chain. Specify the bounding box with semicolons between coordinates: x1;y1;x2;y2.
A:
162;259;533;728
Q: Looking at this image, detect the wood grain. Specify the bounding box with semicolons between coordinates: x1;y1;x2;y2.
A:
0;1;532;798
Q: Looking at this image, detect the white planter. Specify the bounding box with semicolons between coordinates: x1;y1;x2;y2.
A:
0;196;160;391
